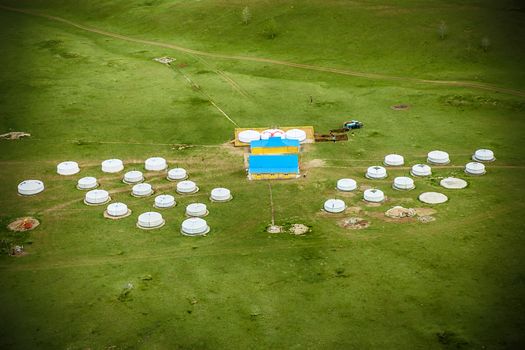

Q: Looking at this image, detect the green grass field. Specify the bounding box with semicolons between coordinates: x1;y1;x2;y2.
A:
1;1;524;349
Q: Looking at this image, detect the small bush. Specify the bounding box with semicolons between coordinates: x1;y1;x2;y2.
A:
262;18;280;39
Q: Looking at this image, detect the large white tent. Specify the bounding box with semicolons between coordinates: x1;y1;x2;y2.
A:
285;129;307;142
123;170;144;184
167;168;188;181
384;154;404;166
238;130;261;143
18;180;44;196
154;194;176;208
132;183;153;197
411;164;432;177
101;159;124;173
105;202;130;218
337;178;357;192
323;199;346;213
84;189;110;205
363;189;385;203
137;212;165;229
366;166;387;179
77;177;98;190
186;203;208;217
145;157;167;171
393;176;415;190
181;218;210;236
57;161;80;176
177;180;198;194
465;162;486;175
427;150;450;165
210;188;232;202
473;149;495;162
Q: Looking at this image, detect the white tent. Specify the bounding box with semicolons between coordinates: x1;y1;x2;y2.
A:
261;129;285;140
123;170;144;184
154;194;176;208
393;176;415;190
137;212;165;229
181;218;210;236
85;189;110;205
384;154;404;166
285;129;307;142
167;168;188;181
427;150;450;165
465;162;486;175
77;177;98;190
18;180;44;196
364;189;385;203
177;180;198;194
337;178;357;192
101;159;124;173
238;130;261;143
366;166;387;179
132;183;153;197
106;202;129;218
145;157;167;171
210;188;232;202
411;164;432;177
473;149;495;162
186;203;208;217
323;199;346;213
57;161;80;175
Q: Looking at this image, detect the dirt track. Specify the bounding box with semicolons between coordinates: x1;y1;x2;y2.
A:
2;5;525;98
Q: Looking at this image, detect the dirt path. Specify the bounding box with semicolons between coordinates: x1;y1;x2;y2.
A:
2;5;524;98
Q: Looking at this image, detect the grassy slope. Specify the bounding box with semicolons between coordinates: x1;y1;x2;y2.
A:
0;1;524;349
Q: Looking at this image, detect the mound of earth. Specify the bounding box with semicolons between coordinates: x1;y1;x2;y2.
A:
0;131;31;140
339;217;370;230
289;224;310;235
418;215;436;223
390;104;410;111
7;217;39;232
267;225;284;233
385;206;416;218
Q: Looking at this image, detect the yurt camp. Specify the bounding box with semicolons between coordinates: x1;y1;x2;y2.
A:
18;180;45;196
181;217;210;236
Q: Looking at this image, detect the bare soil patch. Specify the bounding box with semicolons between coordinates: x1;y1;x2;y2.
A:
414;208;437;216
289;224;310;235
391;104;410;111
367;211;415;223
418;215;436;223
385;206;416;218
267;225;284;233
7;217;39;232
339;217;370;229
304;159;326;169
0;131;30;140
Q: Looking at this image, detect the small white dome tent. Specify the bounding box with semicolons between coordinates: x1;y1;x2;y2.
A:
84;189;110;205
364;189;385;203
473;149;495;162
337;179;357;192
137;212;165;229
238;130;261;143
427;150;450;165
384;154;404;166
285;129;307;142
154;194;176;208
145;157;167;171
465;162;486;175
123;171;144;184
366;166;387;179
186;203;208;217
177;180;198;194
77;177;98;190
181;218;210;236
393;177;415;190
104;202;131;219
167;168;188;181
411;164;432;177
101;159;124;173
57;161;80;175
18;180;44;196
132;183;153;197
323;199;346;213
210;188;232;202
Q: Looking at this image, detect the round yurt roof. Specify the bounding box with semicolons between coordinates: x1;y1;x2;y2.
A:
181;217;209;235
137;211;164;228
364;189;385;202
366;166;387;179
427;150;450;164
101;159;124;173
107;202;128;217
465;162;486;175
473;149;495;162
132;183;152;196
18;180;45;196
337;178;357;191
85;189;110;204
124;170;144;183
186;203;207;216
393;176;414;190
155;194;175;208
384;154;404;166
177;180;197;193
168;168;188;180
77;176;98;190
285;129;307;142
145;157;167;171
238;130;261;143
261;129;285;140
211;187;232;201
411;164;432;176
324;199;346;213
57;161;80;175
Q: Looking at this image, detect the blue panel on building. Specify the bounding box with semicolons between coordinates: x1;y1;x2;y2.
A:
249;154;299;174
250;137;300;149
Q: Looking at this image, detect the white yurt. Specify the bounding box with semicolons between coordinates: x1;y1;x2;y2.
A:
427;150;450;165
384;154;405;166
393;176;415;190
473;149;495;162
238;130;261;144
336;178;357;192
181;217;210;236
154;194;176;208
77;176;98;190
84;189;110;205
18;180;44;196
57;161;80;175
323;199;346;213
285;129;307;142
186;203;208;217
145;157;167;171
210;188;232;202
411;164;432;177
366;166;387;179
261;129;286;140
105;202;130;218
137;211;165;229
123;170;144;184
101;159;124;173
177;180;198;194
132;183;153;197
167;168;188;181
363;189;385;203
465;162;486;175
